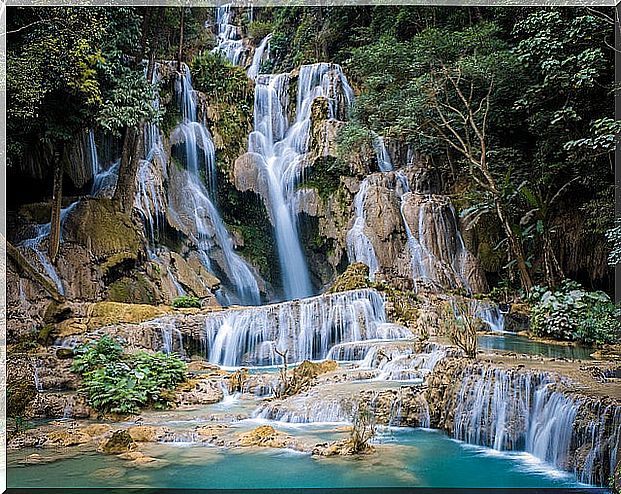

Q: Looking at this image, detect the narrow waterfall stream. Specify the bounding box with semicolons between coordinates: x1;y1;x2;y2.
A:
171;66;261;305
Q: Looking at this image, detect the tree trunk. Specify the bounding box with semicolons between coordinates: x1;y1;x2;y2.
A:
177;7;185;71
48;147;64;264
495;200;533;292
112;126;144;213
542;231;563;287
8;241;64;302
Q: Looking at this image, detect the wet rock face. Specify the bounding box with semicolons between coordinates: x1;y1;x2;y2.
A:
28;393;91;420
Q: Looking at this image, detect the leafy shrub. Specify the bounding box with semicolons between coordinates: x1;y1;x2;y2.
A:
529;280;620;344
72;337;187;414
172;295;202;308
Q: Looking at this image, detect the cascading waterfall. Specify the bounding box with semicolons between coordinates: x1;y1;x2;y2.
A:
201;288;406;367
160;320;185;356
476;301;506;332
19;201;79;296
212;4;245;65
449;365;620;484
346;178;380;279
247;33;271;80
371;133;393;173
248;63;355;299
88;129;119;197
170;65;260;305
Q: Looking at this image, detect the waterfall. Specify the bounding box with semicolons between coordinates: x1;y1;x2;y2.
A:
19;201;79;296
371;133;393;172
161;320;185;356
448;364;621;484
200;288;396;367
398;173;473;292
212;4;245;65
169;65;260;305
32;359;43;392
249;63;354;299
477;301;506;332
346;178;380;278
247;33;271;80
88;129;119;197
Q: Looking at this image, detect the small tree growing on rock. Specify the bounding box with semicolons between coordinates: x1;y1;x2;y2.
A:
349;402;376;453
440;298;480;358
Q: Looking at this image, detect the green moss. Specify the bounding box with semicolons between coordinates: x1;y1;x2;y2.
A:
328;262;373;293
108;273;157;305
233;223;275;280
190;52;254;174
329;263;419;327
301;156;351;200
10;332;40;353
38;324;58;346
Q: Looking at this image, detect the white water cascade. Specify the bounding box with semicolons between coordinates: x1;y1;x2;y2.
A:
87;130;119;197
449;365;620;484
346;178;380;278
247;33;271;80
200;288;408;367
169;66;260;305
212;4;246;65
250;63;354;299
19;201;79;296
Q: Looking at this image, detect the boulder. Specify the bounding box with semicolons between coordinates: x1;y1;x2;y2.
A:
98;430;136;454
127;425;168;443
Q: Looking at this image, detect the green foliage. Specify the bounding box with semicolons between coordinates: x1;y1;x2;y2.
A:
72;335;124;374
300;156;351;199
72;336;187;414
606;221;621;266
97;67;161;136
7;7;159;172
190;51;253;171
528;280;620;344
248;20;274;40
172;295;202;308
190;51;251;101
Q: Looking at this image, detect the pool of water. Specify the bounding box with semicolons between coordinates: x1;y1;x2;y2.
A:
478;333;594;360
8;427;587;489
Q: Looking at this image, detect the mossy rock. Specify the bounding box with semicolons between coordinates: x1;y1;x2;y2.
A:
63;198;144;262
91;302;170;328
292;360;338;380
98;430;136;455
108;273;158;305
38;324;58;346
56;347;74;359
328;263;372;293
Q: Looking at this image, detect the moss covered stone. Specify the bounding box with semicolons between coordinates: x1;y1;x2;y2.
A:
108;273;158;305
63;198;144;268
328;263;372;293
